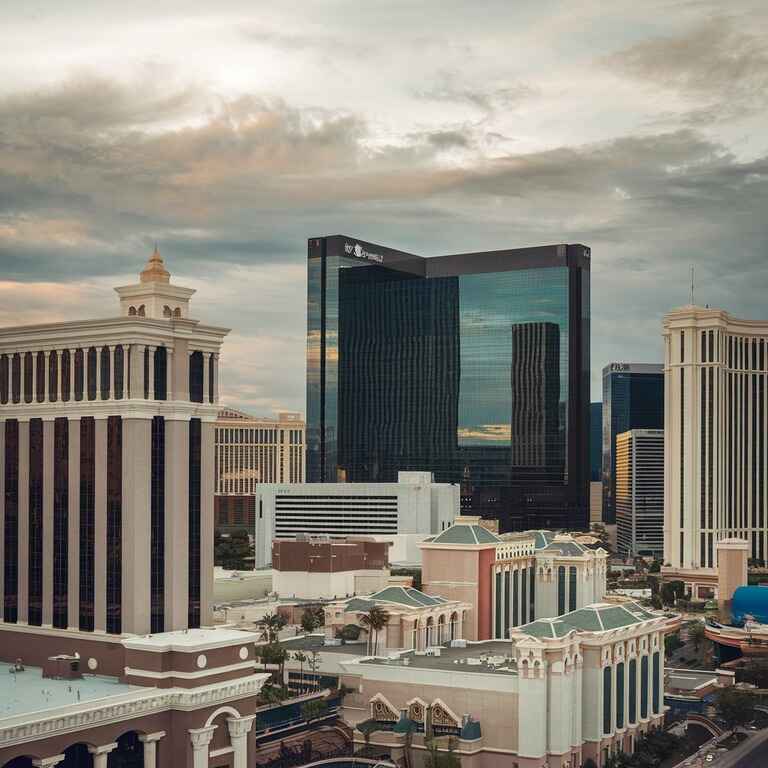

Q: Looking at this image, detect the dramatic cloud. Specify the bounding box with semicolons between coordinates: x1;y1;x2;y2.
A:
0;1;766;412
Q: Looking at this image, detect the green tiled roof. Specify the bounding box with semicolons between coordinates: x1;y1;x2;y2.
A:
431;523;501;546
346;586;448;611
517;601;661;639
532;531;555;549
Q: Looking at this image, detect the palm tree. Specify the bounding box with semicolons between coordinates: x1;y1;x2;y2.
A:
293;650;308;694
359;605;390;656
260;611;287;643
308;650;321;692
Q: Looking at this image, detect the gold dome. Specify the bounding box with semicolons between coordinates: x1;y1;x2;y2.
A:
140;245;170;283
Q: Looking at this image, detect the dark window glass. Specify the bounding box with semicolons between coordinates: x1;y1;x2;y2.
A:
208;353;215;403
106;416;122;634
569;565;577;611
144;347;149;399
494;570;501;638
79;417;95;631
530;566;535;620
629;658;637;724
512;568;519;627
0;354;7;403
61;350;71;402
503;569;510;634
53;418;68;629
603;666;612;734
86;347;97;401
11;353;21;403
3;420;19;622
189;351;204;403
154;346;167;401
641;655;649;719
151;416;165;634
557;565;566;615
36;351;45;402
23;352;33;403
616;662;625;729
520;566;528;624
28;419;44;625
114;345;124;400
48;350;58;402
74;349;84;401
188;418;202;627
100;346;110;400
652;651;660;714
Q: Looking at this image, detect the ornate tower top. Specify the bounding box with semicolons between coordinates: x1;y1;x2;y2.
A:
140;244;171;284
115;245;195;320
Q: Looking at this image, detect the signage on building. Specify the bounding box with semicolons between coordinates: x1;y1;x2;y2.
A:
610;363;629;372
344;242;384;264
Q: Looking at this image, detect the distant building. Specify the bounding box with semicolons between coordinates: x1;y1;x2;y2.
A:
272;537;391;599
591;402;602;481
420;517;607;641
590;481;603;523
663;306;768;569
306;235;591;532
602;363;664;523
616;429;664;559
252;471;458;568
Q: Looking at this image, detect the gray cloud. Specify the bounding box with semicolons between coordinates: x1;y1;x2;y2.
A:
414;70;534;113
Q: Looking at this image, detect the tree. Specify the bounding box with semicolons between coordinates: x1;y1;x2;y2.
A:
301;699;328;722
716;687;755;731
214;528;254;570
649;559;662;573
339;624;361;642
359;605;390;655
260;612;287;643
307;650;321;692
301;608;322;634
665;633;683;657
293;650;308;694
259;683;285;705
688;621;706;651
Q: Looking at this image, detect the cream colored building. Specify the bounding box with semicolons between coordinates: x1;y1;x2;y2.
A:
338;601;672;768
0;248;226;637
215;408;305;490
663;305;768;570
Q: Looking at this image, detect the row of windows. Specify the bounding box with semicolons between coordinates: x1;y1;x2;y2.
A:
216;427;305;445
603;652;661;735
494;566;534;637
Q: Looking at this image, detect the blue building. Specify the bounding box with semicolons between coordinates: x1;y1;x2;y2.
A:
601;364;664;524
307;236;591;532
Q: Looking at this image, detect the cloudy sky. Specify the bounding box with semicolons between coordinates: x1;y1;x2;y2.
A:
1;0;767;412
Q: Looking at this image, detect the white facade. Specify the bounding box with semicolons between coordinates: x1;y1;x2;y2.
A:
273;568;390;601
616;429;664;559
251;471;458;567
664;305;768;569
215;408;305;490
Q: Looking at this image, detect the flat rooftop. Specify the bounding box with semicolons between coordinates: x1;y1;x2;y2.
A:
0;663;140;720
666;668;718;692
280;635;369;656
360;641;519;675
123;627;259;652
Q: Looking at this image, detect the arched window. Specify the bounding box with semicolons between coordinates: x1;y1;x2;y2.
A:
189;351;204;403
173;307;182;318
640;655;649;719
23;352;33;403
163;305;172;317
74;349;84;401
48;350;58;402
100;346;110;400
114;346;124;400
616;661;625;729
603;666;612;735
137;305;146;317
128;305;137;316
652;651;660;714
86;347;97;401
628;658;637;724
154;346;167;400
569;566;577;611
35;351;45;402
557;566;566;615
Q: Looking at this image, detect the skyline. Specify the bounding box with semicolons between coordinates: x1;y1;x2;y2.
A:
1;1;767;415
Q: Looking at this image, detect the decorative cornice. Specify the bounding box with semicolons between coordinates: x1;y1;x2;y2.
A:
0;673;269;749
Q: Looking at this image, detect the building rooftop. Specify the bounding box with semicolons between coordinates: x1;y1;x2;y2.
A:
666;668;719;693
123;627;260;652
515;601;660;639
343;586;449;612
0;663;140;720
429;519;500;546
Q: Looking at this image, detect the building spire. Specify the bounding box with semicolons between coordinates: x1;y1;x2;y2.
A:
140;243;171;284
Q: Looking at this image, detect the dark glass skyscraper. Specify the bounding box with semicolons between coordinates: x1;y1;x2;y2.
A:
601;363;664;524
307;236;591;532
591;402;603;481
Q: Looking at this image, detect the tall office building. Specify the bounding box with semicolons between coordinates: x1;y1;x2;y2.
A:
0;248;227;637
306;236;590;532
590;402;602;481
602;363;664;524
616;429;664;559
664;306;768;569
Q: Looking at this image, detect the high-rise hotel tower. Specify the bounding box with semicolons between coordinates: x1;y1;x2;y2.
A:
0;248;227;639
664;305;768;569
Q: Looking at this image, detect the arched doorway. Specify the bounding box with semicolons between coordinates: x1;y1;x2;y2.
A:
437;615;446;644
449;611;458;640
426;617;434;647
2;757;35;768
108;732;144;768
60;742;93;768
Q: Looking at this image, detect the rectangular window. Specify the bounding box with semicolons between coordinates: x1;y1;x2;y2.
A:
641;655;649;719
512;569;519;628
28;418;44;626
188;418;202;627
652;651;660;714
616;662;625;729
3;420;19;622
557;565;566;615
79;417;95;631
569;566;577;611
494;570;501;638
603;666;613;734
629;658;637;724
151;416;165;633
53;418;68;629
106;416;122;634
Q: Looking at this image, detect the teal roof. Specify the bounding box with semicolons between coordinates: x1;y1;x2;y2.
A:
431;523;501;546
517;601;660;639
346;586;448;611
532;531;555;549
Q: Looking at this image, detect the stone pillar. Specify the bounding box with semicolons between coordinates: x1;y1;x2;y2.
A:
130;345;145;399
43;351;50;402
147;346;156;400
88;743;118;768
212;353;219;402
202;352;211;404
55;350;62;402
189;726;216;768
31;755;66;767
108;345;115;400
227;716;257;768
69;348;76;401
138;730;166;768
166;347;174;401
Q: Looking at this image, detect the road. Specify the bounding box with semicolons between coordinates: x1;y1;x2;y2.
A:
705;728;768;767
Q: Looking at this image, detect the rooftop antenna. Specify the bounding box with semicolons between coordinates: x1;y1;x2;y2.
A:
690;264;695;306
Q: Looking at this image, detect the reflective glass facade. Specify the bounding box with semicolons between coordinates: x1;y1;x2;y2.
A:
601;364;664;523
307;236;590;531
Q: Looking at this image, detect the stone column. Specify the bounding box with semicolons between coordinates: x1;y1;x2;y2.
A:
69;348;76;401
189;726;216;768
31;755;66;767
108;345;115;400
212;353;219;402
88;743;118;768
138;730;166;768
55;350;62;403
6;351;12;403
166;347;174;401
147;345;156;400
130;345;144;399
43;351;50;402
227;716;257;768
202;352;210;404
